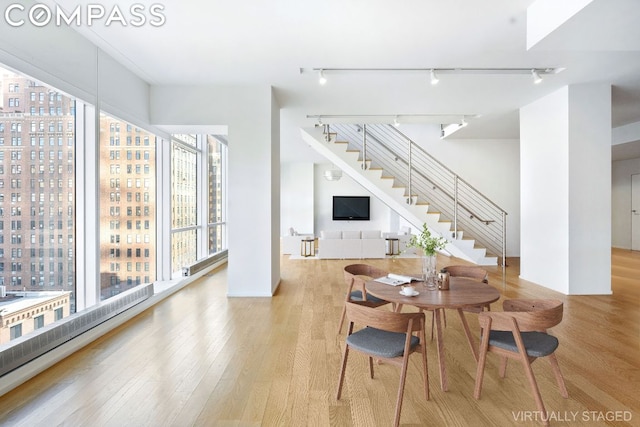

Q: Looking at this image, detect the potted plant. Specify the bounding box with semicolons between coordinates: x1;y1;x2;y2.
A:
407;223;447;288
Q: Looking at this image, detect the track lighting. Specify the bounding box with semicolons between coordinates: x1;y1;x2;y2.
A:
393;116;400;127
306;67;562;84
430;69;439;85
460;117;468;127
318;69;327;85
531;69;542;84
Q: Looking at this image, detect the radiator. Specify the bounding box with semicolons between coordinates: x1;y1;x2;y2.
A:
182;254;221;276
0;282;153;377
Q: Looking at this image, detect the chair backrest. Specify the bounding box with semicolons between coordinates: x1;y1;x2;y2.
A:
344;264;388;287
441;265;488;283
345;301;424;334
479;299;563;332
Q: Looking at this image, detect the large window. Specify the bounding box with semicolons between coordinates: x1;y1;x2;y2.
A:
0;67;76;344
170;135;198;273
170;134;227;275
207;135;226;254
0;61;227;356
98;114;157;299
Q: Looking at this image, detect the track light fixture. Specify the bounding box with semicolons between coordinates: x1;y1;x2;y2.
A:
531;69;542;84
460;117;468;127
305;67;562;85
430;69;439;85
318;69;327;85
394;116;400;127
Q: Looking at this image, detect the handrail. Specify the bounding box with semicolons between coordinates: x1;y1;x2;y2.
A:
327;123;508;266
348;125;498;225
387;124;507;213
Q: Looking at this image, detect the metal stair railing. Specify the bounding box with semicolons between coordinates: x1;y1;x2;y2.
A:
327;123;507;266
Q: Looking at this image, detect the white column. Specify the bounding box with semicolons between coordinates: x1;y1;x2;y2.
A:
520;83;611;295
151;85;280;297
227;89;281;296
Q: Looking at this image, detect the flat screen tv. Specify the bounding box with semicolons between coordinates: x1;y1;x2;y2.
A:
333;196;370;221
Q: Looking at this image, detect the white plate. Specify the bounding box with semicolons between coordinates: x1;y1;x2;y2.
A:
399;290;419;297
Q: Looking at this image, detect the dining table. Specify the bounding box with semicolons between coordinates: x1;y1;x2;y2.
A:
365;276;500;392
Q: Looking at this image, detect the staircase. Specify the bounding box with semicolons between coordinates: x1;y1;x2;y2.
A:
300;124;507;266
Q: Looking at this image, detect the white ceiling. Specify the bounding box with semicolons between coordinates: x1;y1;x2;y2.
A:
53;0;640;162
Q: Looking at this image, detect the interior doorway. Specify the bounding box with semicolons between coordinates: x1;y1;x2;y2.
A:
632;174;640;251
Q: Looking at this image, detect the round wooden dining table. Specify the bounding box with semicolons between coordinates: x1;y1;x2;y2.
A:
366;277;500;392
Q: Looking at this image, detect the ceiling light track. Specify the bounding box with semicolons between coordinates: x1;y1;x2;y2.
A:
303;67;563;85
307;67;561;74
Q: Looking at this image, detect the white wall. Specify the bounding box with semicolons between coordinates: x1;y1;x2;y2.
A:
612;157;640;248
314;163;391;234
281;163;315;235
521;88;570;292
521;84;611;295
394;124;521;256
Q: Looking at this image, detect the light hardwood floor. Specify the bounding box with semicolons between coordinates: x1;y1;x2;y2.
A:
0;249;638;426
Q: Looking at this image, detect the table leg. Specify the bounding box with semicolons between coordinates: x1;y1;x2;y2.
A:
457;308;479;362
434;308;448;391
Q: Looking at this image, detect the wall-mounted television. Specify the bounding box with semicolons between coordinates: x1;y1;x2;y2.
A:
333;196;370;221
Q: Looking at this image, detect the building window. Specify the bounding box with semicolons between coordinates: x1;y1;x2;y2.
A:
10;324;22;340
54;307;63;321
34;315;45;330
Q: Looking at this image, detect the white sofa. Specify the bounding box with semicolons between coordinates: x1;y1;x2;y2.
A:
318;230;385;259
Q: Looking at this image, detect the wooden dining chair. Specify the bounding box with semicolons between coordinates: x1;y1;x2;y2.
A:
474;299;568;426
336;301;429;427
419;265;491;340
337;264;392;334
440;265;491;313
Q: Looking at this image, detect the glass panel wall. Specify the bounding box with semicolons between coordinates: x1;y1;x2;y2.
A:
0;66;75;343
0;61;228;350
98;113;157;300
170;136;198;274
207;135;226;254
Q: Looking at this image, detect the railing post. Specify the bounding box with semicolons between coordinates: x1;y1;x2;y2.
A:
361;124;367;170
453;177;458;239
502;211;507;268
407;139;413;205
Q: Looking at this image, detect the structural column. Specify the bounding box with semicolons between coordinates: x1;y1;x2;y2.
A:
520;83;611;295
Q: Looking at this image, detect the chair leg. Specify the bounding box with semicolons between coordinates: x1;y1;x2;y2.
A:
519;354;549;426
337;304;347;334
368;356;375;379
499;355;508;378
548;353;568;398
474;334;490;399
393;356;411;427
421;347;430;401
430;310;435;341
336;344;350;400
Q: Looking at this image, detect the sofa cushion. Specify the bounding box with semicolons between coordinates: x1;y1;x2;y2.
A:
361;230;381;239
342;230;361;239
321;230;342;239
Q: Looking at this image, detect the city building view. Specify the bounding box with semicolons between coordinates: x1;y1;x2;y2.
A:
0;66;227;344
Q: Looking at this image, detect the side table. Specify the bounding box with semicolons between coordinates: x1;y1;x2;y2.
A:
301;237;315;257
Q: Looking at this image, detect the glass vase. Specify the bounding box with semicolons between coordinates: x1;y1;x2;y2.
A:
421;254;438;290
